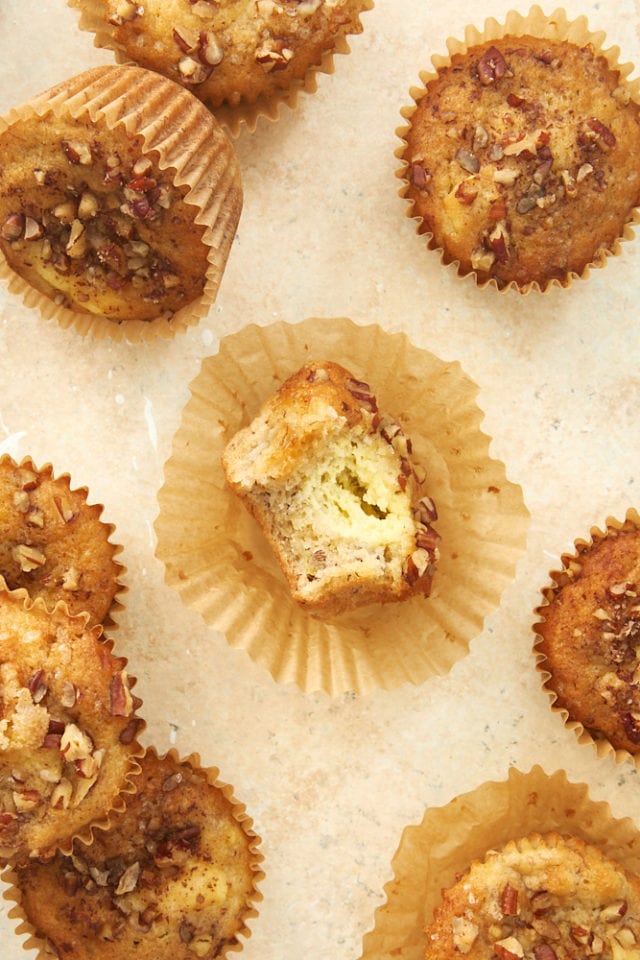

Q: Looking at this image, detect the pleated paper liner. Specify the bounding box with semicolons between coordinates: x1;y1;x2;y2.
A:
533;508;640;770
360;764;640;960
395;5;640;294
154;316;529;696
3;745;264;960
0;64;242;342
0;589;144;867
67;0;375;138
0;453;126;631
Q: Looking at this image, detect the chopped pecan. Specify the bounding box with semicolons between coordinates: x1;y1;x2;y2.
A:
477;45;507;85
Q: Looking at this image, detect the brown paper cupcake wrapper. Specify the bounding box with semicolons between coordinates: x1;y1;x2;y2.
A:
67;0;375;138
360;764;640;960
0;64;242;342
395;4;640;294
1;744;264;960
154;316;529;695
0;453;126;631
533;507;640;769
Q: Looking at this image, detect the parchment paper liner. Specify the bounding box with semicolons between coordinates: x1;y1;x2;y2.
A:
360;764;640;960
0;64;242;342
533;507;640;771
395;4;640;295
0;590;145;866
67;0;374;138
154;317;530;696
0;453;126;632
1;745;264;960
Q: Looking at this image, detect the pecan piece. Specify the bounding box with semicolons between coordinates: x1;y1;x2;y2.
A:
477;45;507;85
1;213;25;241
500;882;519;916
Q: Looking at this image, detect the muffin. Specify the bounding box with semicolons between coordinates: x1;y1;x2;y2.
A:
424;832;640;960
0;455;123;628
0;64;242;339
221;359;440;616
0;592;143;864
155;317;530;695
68;0;373;128
398;17;640;292
11;748;263;959
534;511;640;757
361;766;640;960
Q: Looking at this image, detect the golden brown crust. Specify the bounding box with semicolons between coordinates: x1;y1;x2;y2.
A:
14;749;261;959
222;360;439;616
0;110;209;321
534;518;640;754
402;36;640;290
0;64;243;326
0;593;143;864
70;0;372;110
425;832;640;960
0;456;122;628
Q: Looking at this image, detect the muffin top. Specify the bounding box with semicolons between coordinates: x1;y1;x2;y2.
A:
401;35;640;290
15;749;261;959
71;0;371;110
0;98;210;322
0;456;122;627
534;520;640;754
0;593;142;864
425;832;640;960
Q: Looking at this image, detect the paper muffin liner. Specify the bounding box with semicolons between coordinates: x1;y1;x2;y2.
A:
0;64;242;342
395;4;640;295
154;316;529;696
360;764;640;960
67;0;375;138
0;453;126;631
533;507;640;770
1;745;264;960
0;590;145;866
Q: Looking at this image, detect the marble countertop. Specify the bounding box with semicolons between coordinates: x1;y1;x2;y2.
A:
2;1;640;958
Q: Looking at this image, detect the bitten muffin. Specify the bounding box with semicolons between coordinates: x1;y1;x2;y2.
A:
222;359;440;616
0;455;122;628
424;832;640;960
400;34;640;291
68;0;372;113
0;65;242;327
534;515;640;755
14;748;262;959
0;593;143;864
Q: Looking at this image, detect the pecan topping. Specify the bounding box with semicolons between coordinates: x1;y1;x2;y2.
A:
477;45;507;85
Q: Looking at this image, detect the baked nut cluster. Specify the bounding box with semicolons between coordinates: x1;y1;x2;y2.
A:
401;35;640;290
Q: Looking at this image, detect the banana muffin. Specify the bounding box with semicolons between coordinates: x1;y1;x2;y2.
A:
400;34;640;291
68;0;372;115
0;455;122;628
13;748;262;959
534;514;640;755
425;832;640;960
222;359;440;616
0;65;242;328
0;593;143;864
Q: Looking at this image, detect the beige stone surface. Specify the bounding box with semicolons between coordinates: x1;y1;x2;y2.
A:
1;1;640;958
